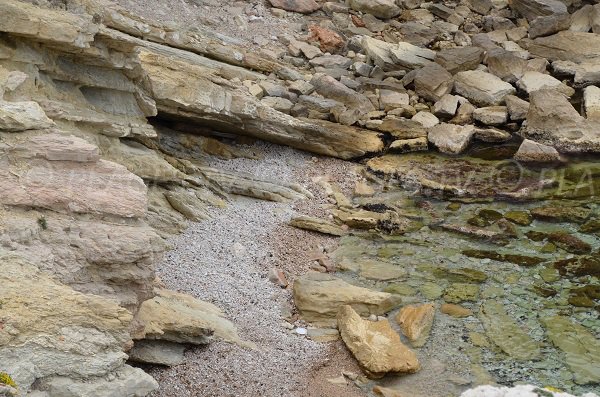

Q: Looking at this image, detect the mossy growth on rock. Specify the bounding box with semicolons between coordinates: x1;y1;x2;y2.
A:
554;256;600;278
580;218;600;234
462;249;546;267
504;211;532;226
0;372;17;389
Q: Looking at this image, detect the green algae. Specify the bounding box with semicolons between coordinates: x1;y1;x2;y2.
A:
444;283;480;303
504;211;533;226
554;256;600;278
462;249;546;267
548;232;592;254
432;267;488;283
530;206;592;224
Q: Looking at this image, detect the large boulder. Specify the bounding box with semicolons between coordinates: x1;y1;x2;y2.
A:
337;305;420;378
293;272;401;326
454;70;516;106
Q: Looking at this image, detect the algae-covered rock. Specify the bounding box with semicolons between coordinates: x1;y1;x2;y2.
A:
530;206;591;224
432;267;488;283
444;283;480;303
462;249;546;267
542;316;600;385
479;301;542;361
504;211;533;226
384;284;417;296
289;216;347;236
580;218;600;233
339;258;406;281
547;232;592;254
554;256;600;278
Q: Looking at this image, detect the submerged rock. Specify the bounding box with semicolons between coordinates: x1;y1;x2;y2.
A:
554;256;600;278
293;272;401;326
337;305;420;378
462;249;546;267
542;316;600;385
395;303;435;347
480;301;542;361
444;283;480;303
440;303;473;318
530;205;591;224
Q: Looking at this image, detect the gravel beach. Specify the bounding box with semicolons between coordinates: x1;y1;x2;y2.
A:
146;142;363;397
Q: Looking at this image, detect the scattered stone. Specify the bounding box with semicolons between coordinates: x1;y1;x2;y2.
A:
454;70;516;106
395;303;435;347
474;127;512;143
308;24;344;53
337;305;420;378
530;205;591;223
504;211;533;226
427;123;475;154
390;42;436;70
547;232;592;254
554;256;600;278
268;268;289;288
379;89;409;111
583;85;600;120
377;118;427;139
128;340;186;366
412;111;439;128
261;96;294;114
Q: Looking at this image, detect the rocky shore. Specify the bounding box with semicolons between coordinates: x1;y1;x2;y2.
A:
0;0;599;396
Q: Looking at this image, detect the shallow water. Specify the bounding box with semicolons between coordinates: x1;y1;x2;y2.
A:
330;151;600;396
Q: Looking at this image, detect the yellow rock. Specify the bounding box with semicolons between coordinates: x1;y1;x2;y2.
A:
395;303;435;347
440;303;473;318
337;305;420;378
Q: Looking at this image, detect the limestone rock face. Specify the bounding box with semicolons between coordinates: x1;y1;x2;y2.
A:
293;273;402;326
0;252;157;395
337;305;420;378
395;303;435;347
0;101;55;131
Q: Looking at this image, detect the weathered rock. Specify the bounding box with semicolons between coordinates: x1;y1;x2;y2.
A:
548;231;592;254
389;42;436;70
311;73;375;124
308;25;345;54
454;71;516;106
377;118;427;139
414;63;453;102
427;123;475;154
504;211;533;226
523;89;600;153
269;0;321;14
479;301;541;361
552;60;600;86
337;306;420;378
514;139;564;163
128;340;186;366
474;127;512;142
134;289;246;346
395;303;435;347
379;89;410;111
435;47;484;74
486;51;529;83
348;0;401;19
542;316;600;385
293;272;401;326
509;0;567;21
0;101;55;132
517;71;575;97
530;205;591;223
339;258;407;281
529;13;571;39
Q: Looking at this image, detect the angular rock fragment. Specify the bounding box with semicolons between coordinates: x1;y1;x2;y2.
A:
290;215;347;236
528;31;600;62
0;101;55;132
454;70;516;106
473;106;508;126
433;94;459;118
389;137;428;153
337;306;420;378
414;63;453;102
427;123;475;154
128;340;186;366
583;85;600;120
435;47;484;74
505;95;529;121
517;71;575;97
474;127;512;143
